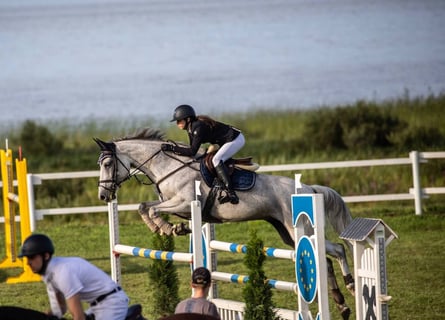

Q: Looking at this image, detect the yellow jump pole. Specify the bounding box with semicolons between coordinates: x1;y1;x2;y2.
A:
7;149;41;283
0;149;22;269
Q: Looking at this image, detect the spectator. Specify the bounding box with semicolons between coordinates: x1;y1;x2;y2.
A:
0;234;129;320
174;267;220;319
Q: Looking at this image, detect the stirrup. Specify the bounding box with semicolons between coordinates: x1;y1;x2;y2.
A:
217;190;239;204
228;190;239;204
218;191;231;204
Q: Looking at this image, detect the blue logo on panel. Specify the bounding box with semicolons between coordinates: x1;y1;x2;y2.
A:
296;236;317;303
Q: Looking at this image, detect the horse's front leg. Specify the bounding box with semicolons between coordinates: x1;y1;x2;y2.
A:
139;197;191;236
326;240;355;295
138;200;163;234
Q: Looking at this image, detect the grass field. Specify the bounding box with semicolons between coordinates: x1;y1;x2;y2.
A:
0;96;444;319
0;201;444;320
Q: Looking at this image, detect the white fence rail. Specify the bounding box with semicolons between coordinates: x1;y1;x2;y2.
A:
1;151;444;226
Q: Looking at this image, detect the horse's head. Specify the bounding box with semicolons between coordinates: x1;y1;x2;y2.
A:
94;138;131;202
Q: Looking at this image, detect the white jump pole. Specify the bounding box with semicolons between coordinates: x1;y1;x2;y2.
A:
190;180;205;269
108;198;121;283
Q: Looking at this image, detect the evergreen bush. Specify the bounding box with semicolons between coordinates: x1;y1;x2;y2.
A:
147;215;180;318
243;229;278;320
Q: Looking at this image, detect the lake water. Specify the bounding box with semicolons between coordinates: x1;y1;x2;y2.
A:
1;0;444;127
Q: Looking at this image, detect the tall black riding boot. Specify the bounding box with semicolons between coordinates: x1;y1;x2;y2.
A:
215;161;239;204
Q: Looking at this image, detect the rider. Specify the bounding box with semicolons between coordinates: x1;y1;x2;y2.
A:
161;104;245;205
0;234;129;320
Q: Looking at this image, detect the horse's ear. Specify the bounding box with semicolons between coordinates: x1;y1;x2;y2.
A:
93;138;115;152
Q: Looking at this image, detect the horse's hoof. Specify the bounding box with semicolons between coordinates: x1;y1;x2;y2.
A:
346;282;355;296
344;274;355;296
337;304;351;320
172;223;192;236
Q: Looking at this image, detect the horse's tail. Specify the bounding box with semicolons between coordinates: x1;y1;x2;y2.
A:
310;185;353;239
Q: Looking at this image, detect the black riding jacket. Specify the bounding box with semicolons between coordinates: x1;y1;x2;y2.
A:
173;119;241;157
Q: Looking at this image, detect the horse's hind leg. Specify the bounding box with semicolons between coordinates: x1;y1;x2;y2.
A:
327;258;351;320
326;241;355;295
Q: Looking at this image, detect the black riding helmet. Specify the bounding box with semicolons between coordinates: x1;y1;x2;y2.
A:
170;104;196;122
19;234;55;258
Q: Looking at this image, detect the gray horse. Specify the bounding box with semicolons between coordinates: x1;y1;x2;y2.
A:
95;128;354;319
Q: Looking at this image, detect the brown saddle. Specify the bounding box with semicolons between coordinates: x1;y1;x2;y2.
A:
204;152;259;176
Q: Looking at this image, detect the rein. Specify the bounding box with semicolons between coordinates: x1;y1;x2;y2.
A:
98;147;199;196
156;151;198;185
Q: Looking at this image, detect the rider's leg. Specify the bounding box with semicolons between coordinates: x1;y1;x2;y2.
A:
212;134;245;205
215;161;239;204
212;133;245;167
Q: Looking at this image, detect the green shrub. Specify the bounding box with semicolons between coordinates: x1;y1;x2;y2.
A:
243;229;278;320
147;217;180;318
19;120;64;157
389;126;445;151
301;107;345;151
301;101;403;151
339;102;400;150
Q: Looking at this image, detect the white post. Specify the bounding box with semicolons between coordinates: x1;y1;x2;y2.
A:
374;224;390;320
191;200;204;269
203;222;217;299
410;151;422;215
27;174;37;232
108;198;121;283
295;173;302;193
190;180;204;269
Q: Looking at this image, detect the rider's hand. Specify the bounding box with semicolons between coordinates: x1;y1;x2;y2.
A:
161;143;175;152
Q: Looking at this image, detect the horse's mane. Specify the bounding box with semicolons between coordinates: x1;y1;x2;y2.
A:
114;128;165;142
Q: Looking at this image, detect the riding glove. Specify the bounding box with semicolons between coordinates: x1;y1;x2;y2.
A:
161;143;175;152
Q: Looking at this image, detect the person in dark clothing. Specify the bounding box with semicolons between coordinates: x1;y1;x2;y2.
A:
161;104;245;204
174;267;220;319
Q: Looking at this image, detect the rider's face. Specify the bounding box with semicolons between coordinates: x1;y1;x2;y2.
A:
26;253;48;274
176;119;186;130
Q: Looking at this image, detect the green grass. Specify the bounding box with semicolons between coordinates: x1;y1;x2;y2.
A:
0;206;444;319
0;94;444;319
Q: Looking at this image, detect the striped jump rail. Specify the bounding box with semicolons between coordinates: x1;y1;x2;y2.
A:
209;240;295;260
113;244;193;263
211;271;298;293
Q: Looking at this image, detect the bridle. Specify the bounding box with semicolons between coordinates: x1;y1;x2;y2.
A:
97;146;198;197
97;150;159;195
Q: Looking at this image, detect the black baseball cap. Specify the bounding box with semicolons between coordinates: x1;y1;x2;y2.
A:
192;267;211;286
